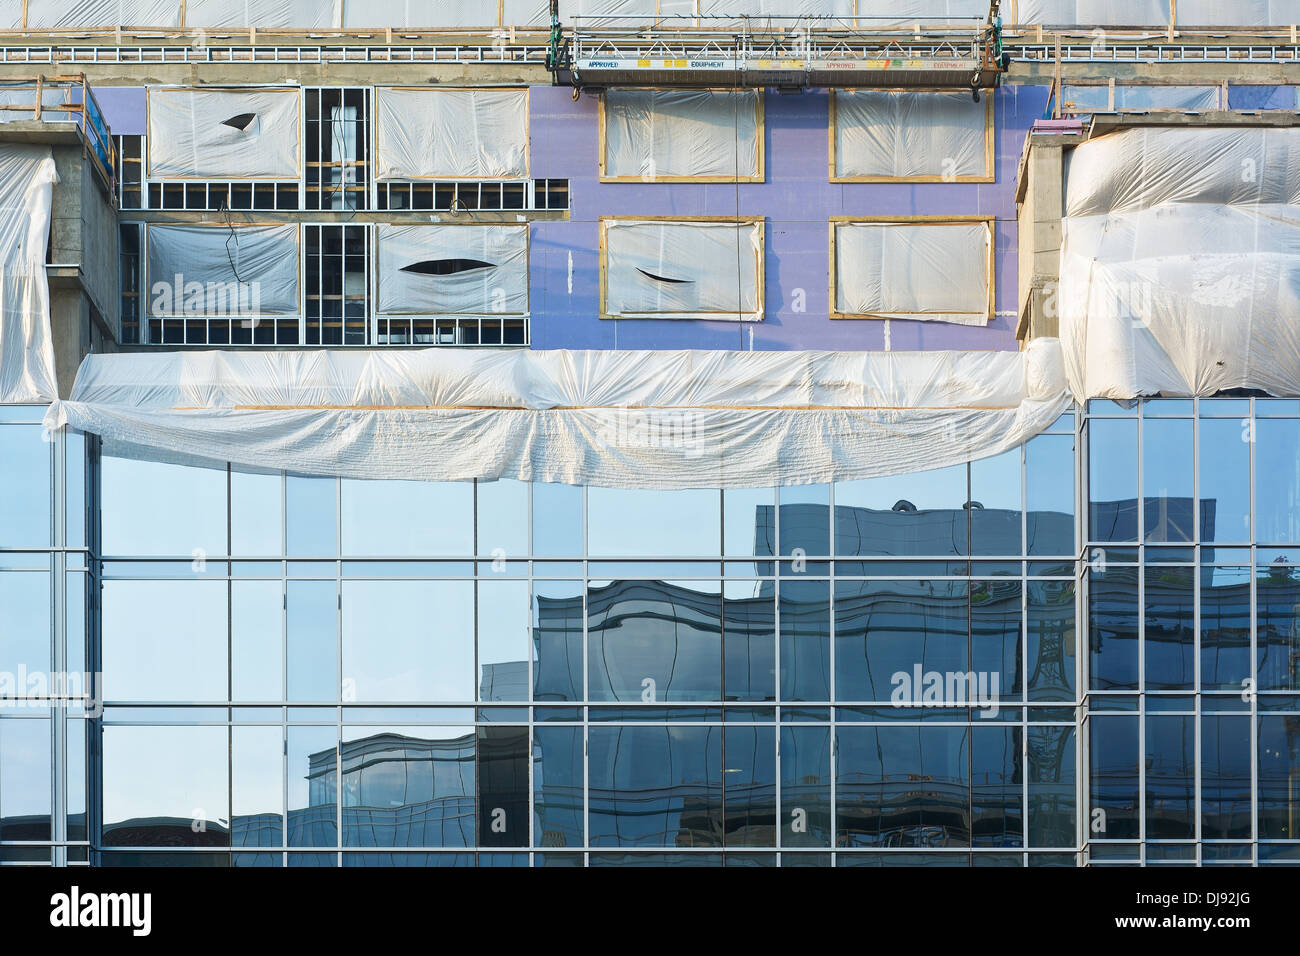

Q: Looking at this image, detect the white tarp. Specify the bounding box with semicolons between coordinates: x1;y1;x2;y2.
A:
834;220;991;325
603;219;764;321
147;88;300;180
1060;127;1300;399
184;0;341;28
377;224;528;315
24;0;181;27
603;89;760;181
0;145;59;405
1015;1;1170;24
146;224;299;316
343;0;500;27
42;339;1071;488
833;90;987;180
374;88;529;181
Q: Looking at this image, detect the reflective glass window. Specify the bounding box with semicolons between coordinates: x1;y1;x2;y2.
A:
341;479;474;556
102;580;227;702
588;579;722;702
342;580;475;702
102;725;229;847
588;725;721;847
0;425;50;548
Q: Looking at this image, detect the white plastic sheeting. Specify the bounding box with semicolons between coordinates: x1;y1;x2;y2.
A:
147;88;301;180
0;145;59;405
377;224;528;315
603;89;760;181
1015;1;1170;24
833;90;988;180
602;218;764;321
374;88;529;181
833;220;991;325
1059;127;1300;400
697;0;852;18
503;0;680;29
146;224;299;316
24;0;180;27
185;0;340;28
43;339;1071;488
343;0;500;28
1176;1;1300;25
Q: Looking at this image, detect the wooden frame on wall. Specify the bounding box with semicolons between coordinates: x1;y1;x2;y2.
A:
372;85;531;181
597;87;766;184
598;214;766;320
145;85;305;181
373;221;531;318
828;88;995;184
143;220;304;319
828;214;995;323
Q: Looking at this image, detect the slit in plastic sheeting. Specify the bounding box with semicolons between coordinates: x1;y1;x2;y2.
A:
401;258;495;276
636;268;693;285
221;112;257;132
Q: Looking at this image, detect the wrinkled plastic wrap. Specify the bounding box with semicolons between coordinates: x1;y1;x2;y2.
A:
375;88;528;181
24;0;180;27
603;89;760;181
377;224;528;315
343;0;500;28
603;218;764;321
147;87;300;180
833;90;988;180
185;0;340;28
834;220;991;325
44;339;1071;488
146;224;299;316
1060;126;1300;399
0;145;59;405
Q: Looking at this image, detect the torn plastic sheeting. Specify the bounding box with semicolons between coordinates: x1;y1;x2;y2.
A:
184;0;340;28
377;224;528;316
1060;127;1300;399
147;88;300;180
603;89;760;180
834;90;987;180
24;0;181;27
343;0;499;27
834;221;990;325
374;88;528;182
146;224;300;316
603;219;763;321
1015;0;1170;24
0;145;59;405
42;340;1070;488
